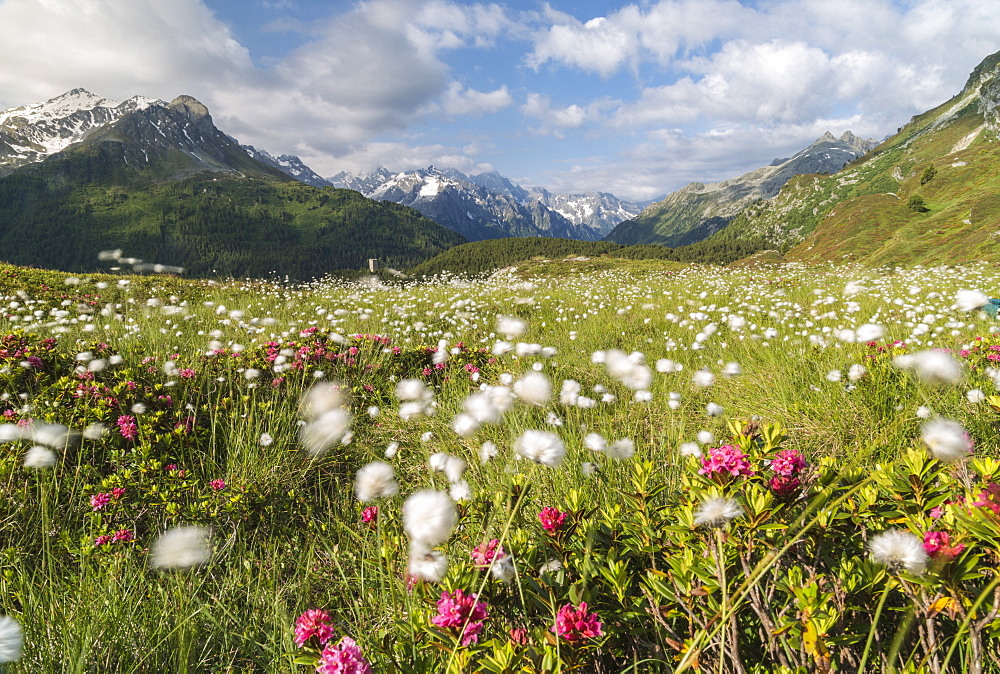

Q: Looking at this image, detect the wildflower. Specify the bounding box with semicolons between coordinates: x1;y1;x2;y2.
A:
607;438;635;460
23;445;56;468
299;407;352;456
151;526;212;569
90;492;112;510
972;482;1000;514
553;602;603;642
679;442;702;458
471;539;505;568
696;430;714;445
0;615;23;663
922;531;965;560
259;432;273;447
954;289;989;312
294;608;335;648
117;415;138;440
921;418;973;463
869;529;928;575
693;497;743;527
770;449;807;477
94;534;112;546
699;445;754;479
112;528;134;542
432;589;488;646
692;369;715;387
490;554;515;582
509;628;530;645
967;389;986;403
602;349;652;390
496;315;527;338
769;475;801;497
539;507;567;534
848;364;868;381
894;350;964;385
584;433;607;452
316;636;372;674
855;324;884;342
355;462;398;502
403;490;456;547
408;546;448;583
513;429;565;467
209;479;226;491
512;371;551;405
478;441;498;463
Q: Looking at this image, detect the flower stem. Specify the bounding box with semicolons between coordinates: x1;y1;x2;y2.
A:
858;579;893;673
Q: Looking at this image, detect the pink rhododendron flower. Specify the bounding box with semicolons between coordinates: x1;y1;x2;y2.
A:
117;415;138;440
923;531;965;560
316;636;372;674
769;475;801;497
539;507;567;534
89;493;111;510
973;482;1000;515
553;602;603;642
94;534;112;546
294;608;335;648
361;506;378;524
209;479;226;491
471;539;505;568
431;589;488;646
770;449;807;477
112;528;134;542
179;368;196;379
111;487;126;499
698;445;754;479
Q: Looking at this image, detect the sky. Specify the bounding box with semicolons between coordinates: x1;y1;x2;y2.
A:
1;0;999;200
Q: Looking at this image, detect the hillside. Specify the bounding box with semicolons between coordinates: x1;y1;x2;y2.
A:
0;91;465;279
722;49;1000;265
605;131;877;247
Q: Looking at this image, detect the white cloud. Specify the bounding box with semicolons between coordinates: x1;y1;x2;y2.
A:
440;82;512;117
322;141;495;178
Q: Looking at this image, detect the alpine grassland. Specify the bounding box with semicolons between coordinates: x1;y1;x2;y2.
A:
4;257;1000;672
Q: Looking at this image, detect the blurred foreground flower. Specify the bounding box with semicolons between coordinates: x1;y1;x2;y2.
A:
869;529;928;575
693;497;743;527
151;526;212;569
0;615;23;662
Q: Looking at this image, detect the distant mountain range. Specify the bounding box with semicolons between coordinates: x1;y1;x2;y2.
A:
0;90;462;278
327;166;648;241
605;131;880;246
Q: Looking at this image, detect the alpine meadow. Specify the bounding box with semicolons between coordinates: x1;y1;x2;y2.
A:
4;7;1000;674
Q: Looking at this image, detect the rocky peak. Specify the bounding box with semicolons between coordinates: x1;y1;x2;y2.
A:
168;95;213;131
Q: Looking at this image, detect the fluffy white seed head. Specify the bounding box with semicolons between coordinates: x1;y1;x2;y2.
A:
0;615;23;663
607;438;635;460
496;315;527;338
299;408;352;456
856;324;884;342
513;371;551;405
490;554;515;582
869;529;928;575
693;497;743;527
954;289;989;312
692;369;715;387
151;526;212;569
355;461;398;502
408;545;448;583
921;417;973;463
479;441;499;464
23;445;56;468
679;442;702;458
403;490;457;547
583;433;607;452
513;429;565;467
895;350;964;385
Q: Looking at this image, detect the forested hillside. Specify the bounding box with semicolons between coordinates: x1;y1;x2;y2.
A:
0;148;465;279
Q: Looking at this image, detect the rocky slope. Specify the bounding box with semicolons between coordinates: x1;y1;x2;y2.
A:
605;131;879;247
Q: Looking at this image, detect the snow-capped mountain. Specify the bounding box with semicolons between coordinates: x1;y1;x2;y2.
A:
329;167;646;241
242;145;332;188
0;88;163;174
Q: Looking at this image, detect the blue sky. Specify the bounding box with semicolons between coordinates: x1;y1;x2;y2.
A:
1;0;999;199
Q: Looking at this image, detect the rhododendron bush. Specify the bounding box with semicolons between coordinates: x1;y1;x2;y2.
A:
2;260;1000;672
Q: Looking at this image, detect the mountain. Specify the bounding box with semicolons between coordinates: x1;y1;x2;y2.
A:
604;131;879;247
242;144;332;188
718;48;1000;265
0;88;163;175
330;167;646;241
0;90;464;278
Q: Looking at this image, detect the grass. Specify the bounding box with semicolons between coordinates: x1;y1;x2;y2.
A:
3;258;1000;671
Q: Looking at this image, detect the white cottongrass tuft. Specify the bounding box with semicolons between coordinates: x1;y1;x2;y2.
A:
696;430;715;445
894;350;964;385
451;413;480;437
0;615;23;663
721;362;742;377
299;407;352;456
706;402;724;417
490;554;516;582
479;441;498;464
513;371;551;405
559;379;581;405
693;497;743;527
826;370;842;382
513;429;566;467
848;364;868;382
921;417;973;463
496;315;527;338
427;453;467;483
954;289;989;312
607;438;635;460
603;349;652;390
259;432;274;447
408;546;448;583
916;406;932;419
151;526;212;569
692;369;715;387
656;358;678;373
355;461;398;502
23;445;56;468
299;382;347;419
679;442;702;458
448;480;471;502
385;441;400;459
966;388;986;404
855;324;884;342
583;433;607;452
403;490;457;547
868;529;928;575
